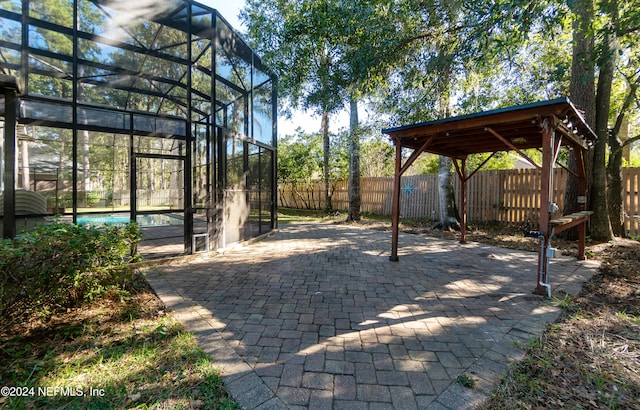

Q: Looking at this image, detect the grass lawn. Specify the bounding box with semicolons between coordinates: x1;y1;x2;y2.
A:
0;275;237;409
277;207;391;224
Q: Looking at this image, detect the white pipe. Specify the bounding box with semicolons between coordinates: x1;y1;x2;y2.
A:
538;227;556;298
538;280;551;298
537;234;551;298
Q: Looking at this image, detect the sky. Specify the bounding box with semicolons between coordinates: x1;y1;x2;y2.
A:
199;0;246;32
198;0;350;137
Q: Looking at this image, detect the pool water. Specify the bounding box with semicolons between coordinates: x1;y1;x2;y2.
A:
77;213;183;227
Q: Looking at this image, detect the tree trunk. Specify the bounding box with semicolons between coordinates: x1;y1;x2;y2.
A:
437;155;459;230
20;138;29;189
77;69;92;194
606;64;639;237
434;46;458;230
591;22;616;242
347;97;361;221
607;117;626;237
321;110;332;212
564;0;596;240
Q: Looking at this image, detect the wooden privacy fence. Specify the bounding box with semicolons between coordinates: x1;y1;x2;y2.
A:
279;167;640;235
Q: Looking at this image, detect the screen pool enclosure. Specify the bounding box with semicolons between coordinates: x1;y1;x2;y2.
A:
0;0;277;257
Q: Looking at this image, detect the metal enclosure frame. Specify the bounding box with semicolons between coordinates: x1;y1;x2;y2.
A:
0;0;277;256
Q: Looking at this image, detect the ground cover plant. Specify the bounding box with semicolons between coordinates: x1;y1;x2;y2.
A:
480;239;640;410
0;222;237;409
0;221;141;325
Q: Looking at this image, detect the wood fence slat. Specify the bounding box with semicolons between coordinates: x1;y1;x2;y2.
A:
279;168;640;231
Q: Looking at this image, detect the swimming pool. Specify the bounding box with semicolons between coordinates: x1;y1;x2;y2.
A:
77;213;183;227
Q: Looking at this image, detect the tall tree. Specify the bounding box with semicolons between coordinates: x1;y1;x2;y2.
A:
244;0;410;220
605;0;640;236
564;0;596;241
474;0;639;241
367;1;499;229
607;51;640;235
347;96;361;221
243;0;344;212
590;1;617;241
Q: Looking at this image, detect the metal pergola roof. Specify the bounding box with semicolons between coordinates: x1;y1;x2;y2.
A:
382;97;597;158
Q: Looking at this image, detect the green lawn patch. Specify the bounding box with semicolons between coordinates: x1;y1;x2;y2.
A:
0;222;237;409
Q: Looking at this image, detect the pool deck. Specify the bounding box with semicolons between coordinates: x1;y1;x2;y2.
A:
146;223;600;409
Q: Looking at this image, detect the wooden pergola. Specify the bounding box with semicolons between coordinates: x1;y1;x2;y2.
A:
382;98;597;296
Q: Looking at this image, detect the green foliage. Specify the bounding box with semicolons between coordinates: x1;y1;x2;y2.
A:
0;221;142;324
552;293;580;312
456;373;476;388
277;130;323;183
329;129;351;181
1;308;237;409
467;152;517;171
278;127;353;183
243;0;346;115
627;233;640;242
360;132;395;177
628;146;640;167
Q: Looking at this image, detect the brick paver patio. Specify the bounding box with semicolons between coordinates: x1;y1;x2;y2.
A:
146;223;600;409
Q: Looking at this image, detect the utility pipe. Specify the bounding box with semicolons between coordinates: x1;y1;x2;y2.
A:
537;226;556;298
537;234;551;298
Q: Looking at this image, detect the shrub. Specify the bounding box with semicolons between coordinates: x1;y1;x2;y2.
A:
0;221;142;326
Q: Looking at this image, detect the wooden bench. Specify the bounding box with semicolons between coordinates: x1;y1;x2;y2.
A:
549;210;594;233
549;210;593;260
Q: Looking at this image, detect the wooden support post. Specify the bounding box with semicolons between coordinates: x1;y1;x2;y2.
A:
390;137;402;261
535;120;553;296
459;157;467;244
578;222;587;260
576;148;588;260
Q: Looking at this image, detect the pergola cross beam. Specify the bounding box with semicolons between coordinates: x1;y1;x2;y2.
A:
399;135;436;176
485;126;542;170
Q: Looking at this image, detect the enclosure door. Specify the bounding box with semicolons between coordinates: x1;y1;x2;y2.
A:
133;155;185;258
221;130;246;247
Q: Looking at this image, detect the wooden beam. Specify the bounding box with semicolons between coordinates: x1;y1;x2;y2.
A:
400;135;435;176
459;157;468;244
485;127;542;170
452;157;464;181
535;119;554;295
553;158;580;178
555;119;589;150
390;137;403;261
552;134;563;164
467;151;498;181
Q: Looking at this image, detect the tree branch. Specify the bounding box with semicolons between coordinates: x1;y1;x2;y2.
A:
618;25;640;37
612;81;638;135
622;134;640;148
612;71;640;136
